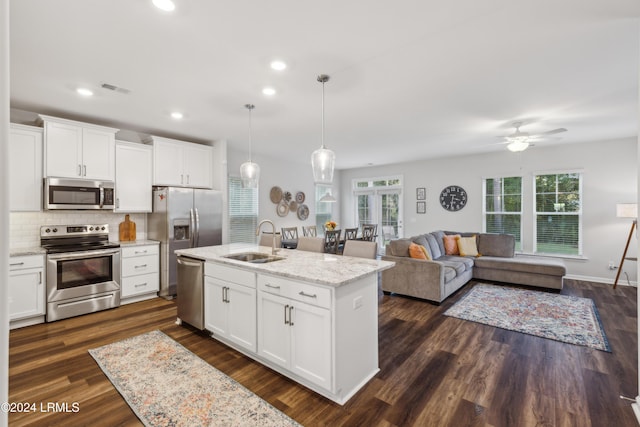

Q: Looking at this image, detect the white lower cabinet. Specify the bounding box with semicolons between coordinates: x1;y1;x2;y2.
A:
258;286;331;390
204;276;256;352
120;244;160;304
9;255;46;328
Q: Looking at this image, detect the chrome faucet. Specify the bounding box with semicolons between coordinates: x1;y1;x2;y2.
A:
256;219;280;255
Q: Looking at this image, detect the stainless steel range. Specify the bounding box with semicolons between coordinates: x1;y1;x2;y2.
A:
41;224;121;322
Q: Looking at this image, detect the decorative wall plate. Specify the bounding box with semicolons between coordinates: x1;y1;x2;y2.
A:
276;200;289;217
295;191;305;203
283;191;292;202
297;204;309;220
289;200;298;212
270;186;283;204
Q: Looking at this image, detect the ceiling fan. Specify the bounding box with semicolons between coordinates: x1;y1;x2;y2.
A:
500;121;567;152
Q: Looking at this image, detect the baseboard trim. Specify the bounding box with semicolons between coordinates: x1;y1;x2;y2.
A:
564;274;637;287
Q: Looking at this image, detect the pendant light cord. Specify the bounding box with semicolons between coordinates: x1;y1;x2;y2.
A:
245;103;255;162
321;79;325;149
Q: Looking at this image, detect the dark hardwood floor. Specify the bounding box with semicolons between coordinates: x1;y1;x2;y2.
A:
8;279;638;426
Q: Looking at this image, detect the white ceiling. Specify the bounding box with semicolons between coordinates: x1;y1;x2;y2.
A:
9;0;640;170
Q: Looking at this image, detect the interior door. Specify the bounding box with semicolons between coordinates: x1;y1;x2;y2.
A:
356;189;403;249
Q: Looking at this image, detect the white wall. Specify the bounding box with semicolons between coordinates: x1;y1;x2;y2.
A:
227;147;341;236
339;138;637;284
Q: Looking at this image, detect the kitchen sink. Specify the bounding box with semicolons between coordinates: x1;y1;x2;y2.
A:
223;252;285;264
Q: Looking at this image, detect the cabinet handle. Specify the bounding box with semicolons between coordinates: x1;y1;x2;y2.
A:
9;262;24;267
221;286;226;303
226;287;230;303
135;250;148;254
284;304;289;325
83;165;87;176
134;264;148;269
289;306;294;326
265;283;280;289
134;282;147;288
38;272;42;285
78;164;82;176
186;174;190;184
181;174;184;184
299;291;317;298
116;198;120;209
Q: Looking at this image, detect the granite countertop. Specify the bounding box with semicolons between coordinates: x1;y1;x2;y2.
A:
10;247;47;257
176;243;395;288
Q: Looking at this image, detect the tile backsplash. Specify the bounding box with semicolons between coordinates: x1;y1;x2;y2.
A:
10;212;148;249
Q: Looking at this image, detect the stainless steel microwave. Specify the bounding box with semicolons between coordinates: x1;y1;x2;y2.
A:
44;177;115;210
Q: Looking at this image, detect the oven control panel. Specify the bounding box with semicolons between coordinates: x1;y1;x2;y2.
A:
41;224;110;237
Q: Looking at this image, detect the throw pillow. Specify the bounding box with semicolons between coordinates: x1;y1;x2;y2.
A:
457;235;479;257
443;234;461;255
409;243;431;260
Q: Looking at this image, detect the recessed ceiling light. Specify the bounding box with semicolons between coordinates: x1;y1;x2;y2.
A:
262;87;276;96
270;60;287;71
152;0;175;12
171;111;183;119
76;87;93;97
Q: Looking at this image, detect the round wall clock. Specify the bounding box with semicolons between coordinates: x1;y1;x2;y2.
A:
440;185;467;211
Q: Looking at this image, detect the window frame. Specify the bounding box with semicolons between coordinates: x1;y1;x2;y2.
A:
532;170;583;257
482;175;523;252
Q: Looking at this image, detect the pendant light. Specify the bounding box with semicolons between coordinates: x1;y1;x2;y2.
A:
240;104;260;188
311;74;336;184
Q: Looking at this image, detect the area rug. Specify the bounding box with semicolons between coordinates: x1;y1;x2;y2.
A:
89;330;301;427
444;284;611;352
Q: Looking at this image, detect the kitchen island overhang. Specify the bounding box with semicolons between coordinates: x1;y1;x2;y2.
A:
175;243;395;405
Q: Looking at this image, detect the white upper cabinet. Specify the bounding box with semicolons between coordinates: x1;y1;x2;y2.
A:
9;124;43;212
39;115;118;181
115;141;153;212
149;136;213;188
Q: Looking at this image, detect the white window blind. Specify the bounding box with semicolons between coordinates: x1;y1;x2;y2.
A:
228;176;258;244
483;176;522;251
534;172;582;256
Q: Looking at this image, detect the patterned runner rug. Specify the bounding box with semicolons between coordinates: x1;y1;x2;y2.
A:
89;330;301;426
444;284;611;352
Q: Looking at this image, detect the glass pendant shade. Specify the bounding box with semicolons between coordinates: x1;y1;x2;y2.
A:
311;146;335;184
240;161;260;188
240;104;260;188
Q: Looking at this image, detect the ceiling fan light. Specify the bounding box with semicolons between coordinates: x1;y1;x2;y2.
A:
507;140;529;152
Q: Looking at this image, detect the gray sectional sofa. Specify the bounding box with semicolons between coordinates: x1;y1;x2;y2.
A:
381;231;566;303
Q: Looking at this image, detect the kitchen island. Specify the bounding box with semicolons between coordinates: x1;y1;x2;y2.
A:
175;243;394;404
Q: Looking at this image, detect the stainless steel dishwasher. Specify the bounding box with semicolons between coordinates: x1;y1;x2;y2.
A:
176;256;205;330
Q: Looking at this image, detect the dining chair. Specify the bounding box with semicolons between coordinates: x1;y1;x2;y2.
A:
259;232;281;248
302;225;317;237
324;229;341;254
281;227;299;249
296;236;325;253
361;224;378;242
344;228;358;241
342;240;377;259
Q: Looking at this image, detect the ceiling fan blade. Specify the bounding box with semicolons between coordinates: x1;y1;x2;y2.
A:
537;128;567;136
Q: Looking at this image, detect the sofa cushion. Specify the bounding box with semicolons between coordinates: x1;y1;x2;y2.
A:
477;233;515;257
443;266;457;284
388;238;412;257
443;234;461;255
457;235;479;257
439;255;474;271
432;230;446;255
425;233;442;259
474;256;566;276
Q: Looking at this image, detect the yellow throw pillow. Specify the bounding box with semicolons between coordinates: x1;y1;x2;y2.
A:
457;235;479;257
409;243;431;260
443;234;461;255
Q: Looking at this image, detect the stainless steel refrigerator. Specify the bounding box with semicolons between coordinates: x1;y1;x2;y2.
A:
148;187;223;298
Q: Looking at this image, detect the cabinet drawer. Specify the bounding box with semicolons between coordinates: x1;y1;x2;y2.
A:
205;262;256;288
121;272;159;297
9;255;44;271
122;254;159;277
121;244;159;258
258;274;331;309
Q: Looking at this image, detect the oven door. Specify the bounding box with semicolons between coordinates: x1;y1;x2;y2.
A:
46;248;121;303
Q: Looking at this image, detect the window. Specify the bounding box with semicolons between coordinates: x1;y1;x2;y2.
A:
315;184;333;231
483;176;522;251
228;176;258;243
534;172;582;256
352;176;403;248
